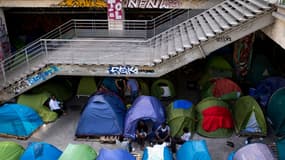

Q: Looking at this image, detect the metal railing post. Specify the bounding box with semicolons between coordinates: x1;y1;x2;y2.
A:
74;20;77;37
188;9;190;19
1;60;6;84
59;27;62;39
153;20;156;37
44;40;49;63
171;10;173;28
145;20;147;39
25;48;30;70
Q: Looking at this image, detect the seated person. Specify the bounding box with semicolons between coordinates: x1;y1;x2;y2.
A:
136;120;148;149
178;127;191;144
155;122;171;144
49;95;65;117
116;135;132;152
171;127;191;153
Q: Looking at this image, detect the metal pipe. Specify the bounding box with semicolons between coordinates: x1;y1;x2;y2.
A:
43;40;49;63
1;61;6;84
24;49;30;70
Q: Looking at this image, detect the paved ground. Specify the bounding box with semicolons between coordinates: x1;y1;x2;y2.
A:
1;95;274;160
0;70;277;159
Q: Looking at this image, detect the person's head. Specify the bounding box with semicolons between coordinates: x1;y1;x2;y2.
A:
138;120;145;127
183;127;189;133
51;95;56;100
119;135;124;142
161;122;167;128
157;141;163;145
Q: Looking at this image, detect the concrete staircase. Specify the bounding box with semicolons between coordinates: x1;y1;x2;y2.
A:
0;0;276;102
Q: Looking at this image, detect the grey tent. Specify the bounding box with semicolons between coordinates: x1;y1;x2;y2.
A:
233;143;274;160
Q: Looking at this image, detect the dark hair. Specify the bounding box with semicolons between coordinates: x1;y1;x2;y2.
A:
119;135;124;142
162;122;167;126
183;127;189;133
157;141;163;145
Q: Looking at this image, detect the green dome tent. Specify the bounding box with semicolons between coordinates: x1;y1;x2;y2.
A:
59;144;97;160
138;79;150;95
202;78;242;101
196;97;234;138
151;79;175;99
77;76;97;97
233;96;267;136
199;56;232;87
0;141;24;160
166;100;195;137
31;80;72;101
276;138;285;160
267;87;285;136
17;92;58;122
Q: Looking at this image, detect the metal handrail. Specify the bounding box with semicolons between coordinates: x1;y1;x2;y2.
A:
0;9;193;86
0;0;276;88
263;0;285;5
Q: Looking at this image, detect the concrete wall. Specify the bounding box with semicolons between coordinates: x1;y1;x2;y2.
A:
0;0;61;7
0;0;223;9
263;6;285;49
0;8;10;60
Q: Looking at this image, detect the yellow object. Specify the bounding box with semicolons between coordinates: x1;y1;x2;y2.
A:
126;104;132;109
59;0;107;7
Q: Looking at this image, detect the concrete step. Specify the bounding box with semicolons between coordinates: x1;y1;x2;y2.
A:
0;0;275;103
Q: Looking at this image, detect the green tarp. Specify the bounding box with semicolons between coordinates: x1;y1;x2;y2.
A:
199;56;232;87
77;77;97;97
17;92;58;122
151;79;175;99
267;87;285;136
166;100;195;137
196;97;233;138
59;144;97;160
31;80;72;101
0;141;24;160
233;96;267;136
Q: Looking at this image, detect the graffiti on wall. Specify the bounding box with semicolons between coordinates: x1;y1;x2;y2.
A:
216;35;232;42
108;65;155;75
26;66;60;86
0;17;11;61
108;0;123;20
109;65;138;75
123;0;182;8
4;65;60;95
58;0;107;7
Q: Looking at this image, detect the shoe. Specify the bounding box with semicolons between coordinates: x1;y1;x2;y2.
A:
226;141;234;148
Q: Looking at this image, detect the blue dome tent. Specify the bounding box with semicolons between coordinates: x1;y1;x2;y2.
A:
0;103;43;139
142;144;173;160
176;140;211;160
96;148;135;160
20;142;62;160
124;96;165;139
253;77;285;108
76;91;126;136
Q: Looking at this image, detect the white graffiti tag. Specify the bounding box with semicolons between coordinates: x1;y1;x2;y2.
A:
108;65;139;75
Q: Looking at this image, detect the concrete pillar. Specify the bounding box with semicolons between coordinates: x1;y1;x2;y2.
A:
107;0;124;30
0;8;11;61
262;6;285;49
